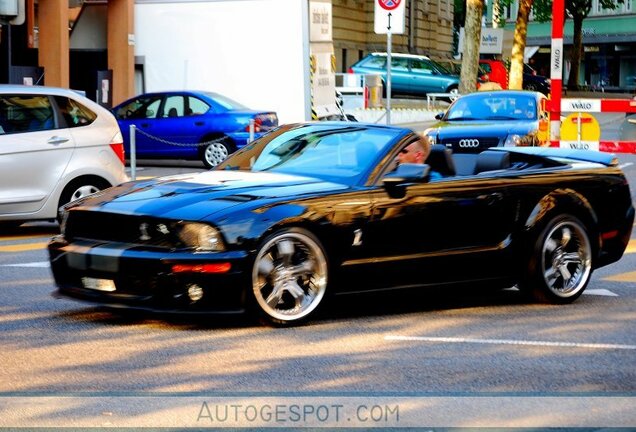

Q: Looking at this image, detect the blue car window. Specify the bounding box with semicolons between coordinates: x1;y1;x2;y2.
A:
163;96;185;118
187;97;209;115
391;57;409;71
411;59;434;74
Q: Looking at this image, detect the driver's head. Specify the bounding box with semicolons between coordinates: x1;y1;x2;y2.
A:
398;136;431;165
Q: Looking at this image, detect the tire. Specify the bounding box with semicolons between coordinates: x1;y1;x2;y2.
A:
519;214;593;304
445;86;460;102
250;227;329;326
58;177;110;220
525;83;537;92
201;136;233;168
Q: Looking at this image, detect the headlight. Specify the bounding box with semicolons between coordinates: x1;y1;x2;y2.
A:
178;223;225;252
504;134;522;147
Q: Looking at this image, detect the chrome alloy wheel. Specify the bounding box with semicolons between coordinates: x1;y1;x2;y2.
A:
540;220;592;298
252;230;328;323
204;142;229;167
70;185;100;201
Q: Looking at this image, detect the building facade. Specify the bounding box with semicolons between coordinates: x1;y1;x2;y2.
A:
489;0;635;90
333;0;455;72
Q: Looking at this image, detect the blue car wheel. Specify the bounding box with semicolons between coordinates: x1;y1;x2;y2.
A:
201;136;232;168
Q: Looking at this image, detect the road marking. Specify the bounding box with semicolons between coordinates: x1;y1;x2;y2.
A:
0;242;47;252
1;261;50;268
585;289;619;296
0;278;51;287
618;162;633;169
603;271;636;283
385;335;636;350
625;239;636;254
0;233;51;242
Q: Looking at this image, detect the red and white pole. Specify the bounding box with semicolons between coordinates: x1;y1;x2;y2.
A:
549;0;565;143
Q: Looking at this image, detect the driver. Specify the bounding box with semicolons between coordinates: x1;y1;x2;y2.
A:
396;136;442;181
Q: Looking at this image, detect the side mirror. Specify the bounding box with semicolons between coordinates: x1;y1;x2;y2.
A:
435;113;444;120
383;163;431;187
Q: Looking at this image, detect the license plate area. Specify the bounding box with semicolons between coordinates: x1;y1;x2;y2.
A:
82;277;116;292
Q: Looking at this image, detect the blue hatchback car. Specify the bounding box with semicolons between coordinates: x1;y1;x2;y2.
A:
349;53;460;98
113;91;278;167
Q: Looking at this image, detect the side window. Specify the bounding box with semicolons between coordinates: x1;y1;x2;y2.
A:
55;97;97;128
390;57;409;71
115;96;161;119
411;59;434;74
187;97;210;116
0;95;54;134
163;96;185;118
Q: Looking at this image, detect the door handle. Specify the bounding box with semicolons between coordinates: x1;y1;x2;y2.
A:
47;136;69;145
194;121;205;126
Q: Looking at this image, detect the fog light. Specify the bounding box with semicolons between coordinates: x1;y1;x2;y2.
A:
187;284;204;302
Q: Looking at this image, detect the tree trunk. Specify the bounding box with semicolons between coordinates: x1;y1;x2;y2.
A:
509;0;533;89
459;0;484;94
567;14;583;90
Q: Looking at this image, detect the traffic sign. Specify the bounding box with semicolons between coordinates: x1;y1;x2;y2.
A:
560;112;601;151
374;0;405;34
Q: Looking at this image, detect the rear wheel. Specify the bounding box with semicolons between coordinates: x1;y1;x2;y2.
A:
200;135;233;168
446;86;460;102
520;214;593;304
525;83;538;92
250;228;328;326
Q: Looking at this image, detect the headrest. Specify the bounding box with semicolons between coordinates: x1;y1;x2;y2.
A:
475;150;510;174
427;144;456;176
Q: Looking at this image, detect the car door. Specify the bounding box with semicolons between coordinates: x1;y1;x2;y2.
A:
388;57;412;94
340;176;517;291
410;58;449;94
0;93;75;215
144;95;196;158
114;95;162;158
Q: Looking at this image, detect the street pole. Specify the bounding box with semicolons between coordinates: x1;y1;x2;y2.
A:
130;125;137;181
386;28;392;125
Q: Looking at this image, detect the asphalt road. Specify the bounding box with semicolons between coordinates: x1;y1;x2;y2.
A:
0;153;635;428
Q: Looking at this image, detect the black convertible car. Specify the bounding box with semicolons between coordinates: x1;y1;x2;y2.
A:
49;122;634;325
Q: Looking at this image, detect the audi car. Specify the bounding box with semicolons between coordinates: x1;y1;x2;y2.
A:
49;122;633;326
424;91;549;173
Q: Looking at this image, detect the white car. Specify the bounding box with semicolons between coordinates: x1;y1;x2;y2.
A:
0;85;129;227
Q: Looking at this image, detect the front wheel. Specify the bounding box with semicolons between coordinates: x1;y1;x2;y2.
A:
520;215;593;304
250;228;328;326
446;86;460;102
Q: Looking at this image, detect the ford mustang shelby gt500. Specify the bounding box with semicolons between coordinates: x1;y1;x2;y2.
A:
49;123;634;325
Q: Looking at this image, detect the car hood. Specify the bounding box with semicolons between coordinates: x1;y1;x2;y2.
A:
79;171;349;221
430;120;536;138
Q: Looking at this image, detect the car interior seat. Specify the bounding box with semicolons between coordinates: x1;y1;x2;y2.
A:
426;144;456;177
167;107;178;118
474;150;511;174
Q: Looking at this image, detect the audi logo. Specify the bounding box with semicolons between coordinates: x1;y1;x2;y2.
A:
458;139;480;148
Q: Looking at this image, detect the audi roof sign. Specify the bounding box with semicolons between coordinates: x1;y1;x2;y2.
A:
374;0;405;34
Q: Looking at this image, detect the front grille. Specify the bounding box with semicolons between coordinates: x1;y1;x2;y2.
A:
65;211;181;248
441;137;501;153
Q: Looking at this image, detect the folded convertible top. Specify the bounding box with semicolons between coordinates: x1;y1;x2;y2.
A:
490;146;618;166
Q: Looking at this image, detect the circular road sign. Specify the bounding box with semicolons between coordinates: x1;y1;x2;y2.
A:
378;0;401;11
560;113;601;142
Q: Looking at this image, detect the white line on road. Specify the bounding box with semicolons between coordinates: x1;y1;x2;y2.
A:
1;261;50;268
619;162;633;169
585;289;619;297
385;335;636;350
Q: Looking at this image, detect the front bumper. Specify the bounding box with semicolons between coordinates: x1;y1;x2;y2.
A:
48;236;251;314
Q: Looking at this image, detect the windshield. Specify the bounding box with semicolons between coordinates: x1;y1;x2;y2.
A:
445;94;538;121
216;124;404;185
